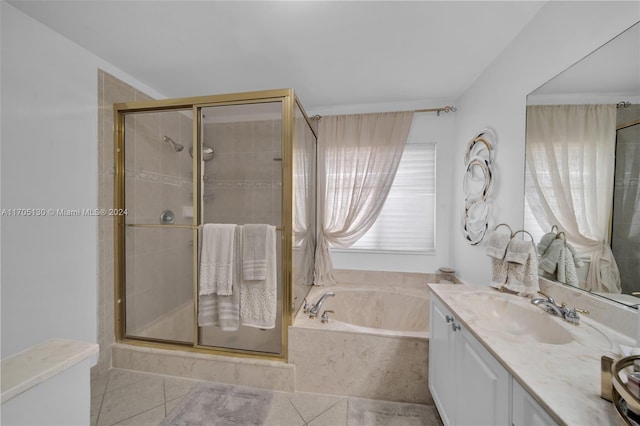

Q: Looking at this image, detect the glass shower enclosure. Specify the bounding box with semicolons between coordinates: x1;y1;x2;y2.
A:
113;89;316;359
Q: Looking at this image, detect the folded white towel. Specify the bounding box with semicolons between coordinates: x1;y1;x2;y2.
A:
198;292;240;331
539;238;564;274
486;231;511;259
242;224;268;281
197;225;240;330
537;231;557;256
565;241;584;268
240;226;277;329
504;241;539;297
505;238;531;265
199;224;236;296
489;258;509;289
556;245;579;287
619;344;640;357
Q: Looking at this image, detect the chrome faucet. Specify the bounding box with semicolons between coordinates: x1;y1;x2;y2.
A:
531;291;588;325
307;292;335;318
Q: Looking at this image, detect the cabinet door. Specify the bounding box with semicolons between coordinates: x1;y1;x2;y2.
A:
429;297;456;426
512;378;557;426
455;327;511;426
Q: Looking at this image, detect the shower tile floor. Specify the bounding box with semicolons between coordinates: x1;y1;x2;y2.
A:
91;368;443;426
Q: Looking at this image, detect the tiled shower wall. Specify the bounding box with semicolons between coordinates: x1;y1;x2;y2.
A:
123;108;194;340
202;120;282;226
97;70;193;373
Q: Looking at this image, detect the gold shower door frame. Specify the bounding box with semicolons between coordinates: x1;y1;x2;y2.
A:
113;89;307;361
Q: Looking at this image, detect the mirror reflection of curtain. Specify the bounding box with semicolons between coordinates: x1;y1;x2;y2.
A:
314;111;414;285
525;104;621;293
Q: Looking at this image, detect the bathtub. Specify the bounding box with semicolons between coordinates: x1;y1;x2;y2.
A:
289;282;432;404
293;285;429;338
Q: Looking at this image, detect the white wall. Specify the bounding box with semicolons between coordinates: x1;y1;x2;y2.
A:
451;1;640;285
309;100;457;273
0;1;164;358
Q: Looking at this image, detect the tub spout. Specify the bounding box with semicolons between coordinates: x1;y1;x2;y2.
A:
309;292;335;318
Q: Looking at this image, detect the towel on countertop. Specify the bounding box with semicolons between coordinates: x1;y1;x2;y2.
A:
198;225;240;330
199;224;236;296
240;225;277;329
242;224;268;281
486;231;511;259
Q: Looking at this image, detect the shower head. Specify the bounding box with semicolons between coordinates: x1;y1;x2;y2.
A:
163;136;184;152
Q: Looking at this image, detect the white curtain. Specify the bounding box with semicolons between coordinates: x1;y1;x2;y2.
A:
525;104;621;293
314;111;414;285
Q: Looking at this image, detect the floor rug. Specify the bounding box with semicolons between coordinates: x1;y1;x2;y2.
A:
347;397;442;426
161;382;273;426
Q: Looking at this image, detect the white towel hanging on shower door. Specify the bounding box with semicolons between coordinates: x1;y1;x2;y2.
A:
198;224;240;330
240;225;277;329
199;223;237;296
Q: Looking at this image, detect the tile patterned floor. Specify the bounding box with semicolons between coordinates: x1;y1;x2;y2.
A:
91;368;442;426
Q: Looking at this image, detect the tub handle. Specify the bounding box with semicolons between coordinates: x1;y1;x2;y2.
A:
303;298;312;314
321;310;335;324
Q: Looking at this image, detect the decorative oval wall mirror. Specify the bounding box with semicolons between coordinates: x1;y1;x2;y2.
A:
462;128;497;245
524;21;640;308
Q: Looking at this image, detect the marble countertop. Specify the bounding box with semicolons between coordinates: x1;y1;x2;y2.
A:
1;339;98;404
428;283;633;426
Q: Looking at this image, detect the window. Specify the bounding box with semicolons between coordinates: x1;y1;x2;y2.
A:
342;141;436;253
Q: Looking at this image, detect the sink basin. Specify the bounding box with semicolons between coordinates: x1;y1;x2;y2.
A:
459;292;574;345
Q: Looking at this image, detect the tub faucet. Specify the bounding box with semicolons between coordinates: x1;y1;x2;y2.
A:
531;291;588;325
309;292;335;318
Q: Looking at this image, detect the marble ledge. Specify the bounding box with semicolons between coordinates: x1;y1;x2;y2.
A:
428;283;633;426
1;339;98;404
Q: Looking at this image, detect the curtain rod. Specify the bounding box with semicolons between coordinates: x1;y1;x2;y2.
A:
415;105;457;116
310;105;457;120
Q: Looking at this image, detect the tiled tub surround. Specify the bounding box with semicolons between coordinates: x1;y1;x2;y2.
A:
110;269;438;403
429;283;635;425
290;276;433;404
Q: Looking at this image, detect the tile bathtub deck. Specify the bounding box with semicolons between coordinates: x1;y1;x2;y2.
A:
91;368;443;426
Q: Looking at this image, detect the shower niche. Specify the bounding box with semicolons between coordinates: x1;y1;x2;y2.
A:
114;89;317;359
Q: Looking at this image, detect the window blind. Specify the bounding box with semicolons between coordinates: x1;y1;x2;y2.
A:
346;142;436;252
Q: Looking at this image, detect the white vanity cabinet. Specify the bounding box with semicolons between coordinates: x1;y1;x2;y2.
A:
512;378;557;426
429;294;458;425
429;296;510;425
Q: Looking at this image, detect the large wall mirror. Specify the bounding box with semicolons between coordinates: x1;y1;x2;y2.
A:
524;21;640;307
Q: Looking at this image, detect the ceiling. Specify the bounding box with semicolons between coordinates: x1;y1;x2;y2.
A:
7;1;547;110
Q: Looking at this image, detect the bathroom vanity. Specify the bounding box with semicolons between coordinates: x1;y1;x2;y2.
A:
428;283;631;425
